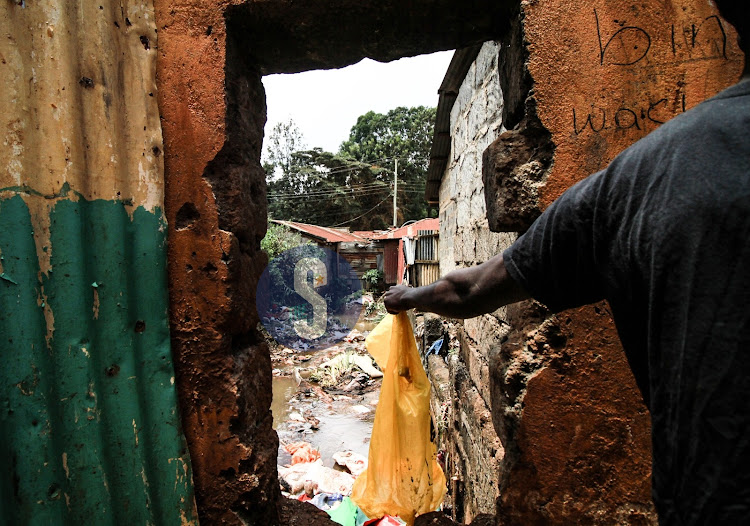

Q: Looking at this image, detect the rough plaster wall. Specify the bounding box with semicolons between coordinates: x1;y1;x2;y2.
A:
154;2;281;524
482;1;745;525
436;42;516;521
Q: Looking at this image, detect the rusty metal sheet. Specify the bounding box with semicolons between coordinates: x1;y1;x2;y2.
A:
0;2;197;524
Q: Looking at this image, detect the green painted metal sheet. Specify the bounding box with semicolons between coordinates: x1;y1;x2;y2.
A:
0;192;197;525
0;1;198;523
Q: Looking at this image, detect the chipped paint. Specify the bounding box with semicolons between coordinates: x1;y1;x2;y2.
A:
92;287;100;320
62;452;69;479
0;1;197;524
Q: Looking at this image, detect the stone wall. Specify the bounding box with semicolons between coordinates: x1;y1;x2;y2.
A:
434;42;516;522
432;1;744;525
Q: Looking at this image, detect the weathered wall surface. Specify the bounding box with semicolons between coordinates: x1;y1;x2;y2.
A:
478;1;744;525
154;1;282;524
435;42;515;522
0;1;197;524
153;1;516;523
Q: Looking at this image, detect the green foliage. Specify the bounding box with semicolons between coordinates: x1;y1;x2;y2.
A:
362;269;384;285
260;222;309;260
362;269;384;291
339;106;437;222
265;107;437;229
267;148;391;229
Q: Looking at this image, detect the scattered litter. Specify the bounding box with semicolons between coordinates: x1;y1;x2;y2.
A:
333;450;367;477
310;492;344;511
278;460;356;495
350;405;371;415
284;441;321;465
327;496;359;526
362;515;406;525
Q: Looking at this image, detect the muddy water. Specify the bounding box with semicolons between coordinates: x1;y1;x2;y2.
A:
272;376;299;429
272;375;378;467
272;312;384;468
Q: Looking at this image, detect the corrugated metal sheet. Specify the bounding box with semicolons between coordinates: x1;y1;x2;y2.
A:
372;218;439;240
383;242;399;285
413;232;440;287
273;220;368;243
0;2;197;525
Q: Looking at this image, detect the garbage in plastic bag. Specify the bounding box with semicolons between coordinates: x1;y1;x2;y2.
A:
284;441;321;465
351;313;446;525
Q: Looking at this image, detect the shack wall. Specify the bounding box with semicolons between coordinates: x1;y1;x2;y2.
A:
0;2;197;524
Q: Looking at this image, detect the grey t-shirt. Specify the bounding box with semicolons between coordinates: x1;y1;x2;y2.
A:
504;79;750;525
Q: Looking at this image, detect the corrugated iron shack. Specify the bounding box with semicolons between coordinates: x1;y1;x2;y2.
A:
373;218;440;287
0;2;197;524
272;220;384;289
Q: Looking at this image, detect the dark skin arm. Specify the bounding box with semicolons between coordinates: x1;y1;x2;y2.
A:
384;254;530;318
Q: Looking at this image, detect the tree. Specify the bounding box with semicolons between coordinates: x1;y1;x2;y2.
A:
267;148;391;229
264;106;436;229
263;119;306;178
339;106;437;222
260;222;309;259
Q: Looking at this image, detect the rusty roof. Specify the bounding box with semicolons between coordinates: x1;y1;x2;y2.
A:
273;220;370;243
372;218;439;240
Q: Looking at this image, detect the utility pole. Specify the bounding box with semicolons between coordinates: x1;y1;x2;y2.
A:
393;158;398;227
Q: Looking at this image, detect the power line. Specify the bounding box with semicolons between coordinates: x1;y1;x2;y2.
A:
267;182;389;198
329;195;392;227
267;186;391;200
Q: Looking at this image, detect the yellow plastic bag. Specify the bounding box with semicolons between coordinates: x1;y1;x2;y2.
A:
351;312;446;525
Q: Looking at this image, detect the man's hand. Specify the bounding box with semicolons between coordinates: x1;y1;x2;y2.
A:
384;285;412;314
379;255;530;319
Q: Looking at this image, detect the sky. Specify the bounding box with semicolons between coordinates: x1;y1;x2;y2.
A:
262;50;454;157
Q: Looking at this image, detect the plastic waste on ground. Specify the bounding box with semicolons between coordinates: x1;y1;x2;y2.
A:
327;496;359;526
351;312;446;525
278;460;356;495
310;492;344;511
333;450;368;477
363;516;407;526
285;441;322;464
320;353;384;378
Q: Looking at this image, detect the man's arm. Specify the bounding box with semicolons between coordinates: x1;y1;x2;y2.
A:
383;254;530;318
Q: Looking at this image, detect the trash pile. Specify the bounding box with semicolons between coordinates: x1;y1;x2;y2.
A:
274;313;446;526
278;441;406;526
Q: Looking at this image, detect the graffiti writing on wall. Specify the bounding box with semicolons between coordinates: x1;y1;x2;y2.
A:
596;9;728;66
573;9;730;136
573;90;686;135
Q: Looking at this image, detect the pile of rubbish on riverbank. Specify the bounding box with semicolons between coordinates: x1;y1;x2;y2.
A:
278;440;407;526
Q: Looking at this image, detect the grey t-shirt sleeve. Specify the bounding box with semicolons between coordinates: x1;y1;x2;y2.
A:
502;169;610;313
